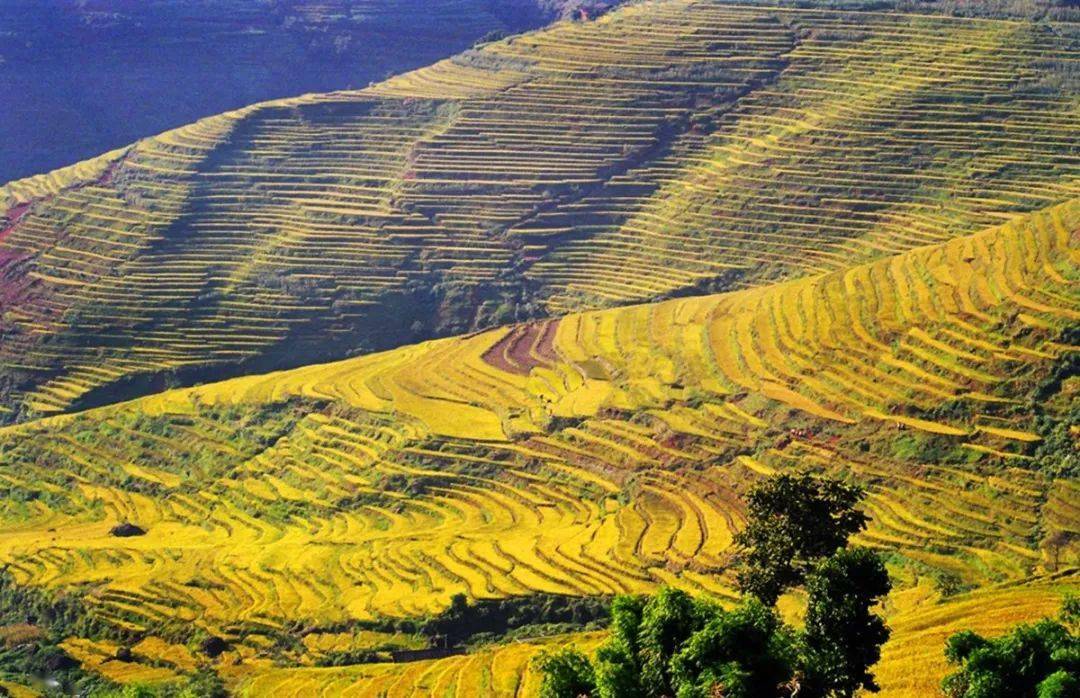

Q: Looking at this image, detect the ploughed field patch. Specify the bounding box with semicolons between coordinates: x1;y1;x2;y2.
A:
0;0;1076;423
480;319;560;375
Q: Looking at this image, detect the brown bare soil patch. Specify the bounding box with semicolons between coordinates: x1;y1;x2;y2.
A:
481;319;560;375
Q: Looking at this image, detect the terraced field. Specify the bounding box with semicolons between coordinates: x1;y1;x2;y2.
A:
0;193;1075;693
233;632;608;697
0;0;590;184
230;571;1080;697
1;0;1077;421
1;1;1077;695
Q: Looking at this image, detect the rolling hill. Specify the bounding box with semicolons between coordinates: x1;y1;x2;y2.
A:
0;0;1077;424
0;193;1075;694
0;0;1077;696
0;0;614;185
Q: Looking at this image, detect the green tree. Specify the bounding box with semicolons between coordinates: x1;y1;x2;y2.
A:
801;547;891;697
86;669;227;698
537;647;597;698
669;599;797;698
1060;592;1079;632
1037;670;1079;698
941;597;1079;698
637;588;706;696
735;473;868;605
594;595;647;698
175;669;228;698
587;591;800;698
118;687;156;698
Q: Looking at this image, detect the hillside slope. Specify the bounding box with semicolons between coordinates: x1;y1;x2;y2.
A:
232;574;1077;697
0;0;607;184
0;0;1076;421
0;196;1075;694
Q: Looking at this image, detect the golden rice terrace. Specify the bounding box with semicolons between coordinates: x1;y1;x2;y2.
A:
0;0;1077;420
0;195;1076;694
0;1;1076;696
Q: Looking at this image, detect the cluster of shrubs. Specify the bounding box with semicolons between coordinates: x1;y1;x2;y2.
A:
942;594;1079;697
0;571;232;696
422;592;610;648
309;590;610;668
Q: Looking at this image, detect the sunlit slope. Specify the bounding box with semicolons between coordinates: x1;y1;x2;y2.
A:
874;570;1077;696
0;0;1077;420
0;0;572;184
233;631;607;697
227;571;1078;697
0;197;1075;663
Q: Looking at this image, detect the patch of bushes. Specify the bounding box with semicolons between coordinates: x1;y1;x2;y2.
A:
421;592;610;647
942;593;1079;697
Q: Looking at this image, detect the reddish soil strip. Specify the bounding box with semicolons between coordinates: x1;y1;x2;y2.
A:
0;155;127;317
0;240;35;309
0;203;45;310
96;159;123;187
482;325;533;375
0;154;123;246
0;271;34;308
532;318;559;364
481;319;560;375
0;203;31;243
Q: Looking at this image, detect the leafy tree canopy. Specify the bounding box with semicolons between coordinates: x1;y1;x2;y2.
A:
802;548;891;697
735;473;868;605
942;594;1080;698
590;589;797;698
537;647;597;698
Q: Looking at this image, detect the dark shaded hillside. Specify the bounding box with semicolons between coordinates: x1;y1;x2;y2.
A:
0;0;1076;423
0;0;604;184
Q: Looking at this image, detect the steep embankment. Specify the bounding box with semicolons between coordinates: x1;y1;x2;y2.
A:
0;197;1074;694
0;0;1076;421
